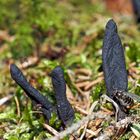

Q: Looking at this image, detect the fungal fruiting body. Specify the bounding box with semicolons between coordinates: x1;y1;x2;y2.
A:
10;64;56;120
10;64;74;126
102;19;129;120
50;66;75;126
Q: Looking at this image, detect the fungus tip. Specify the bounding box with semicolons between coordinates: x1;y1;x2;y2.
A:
106;19;117;32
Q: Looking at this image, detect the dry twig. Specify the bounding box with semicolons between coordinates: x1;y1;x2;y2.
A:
47;111;109;140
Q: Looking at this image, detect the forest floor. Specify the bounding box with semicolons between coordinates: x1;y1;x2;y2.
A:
0;0;140;140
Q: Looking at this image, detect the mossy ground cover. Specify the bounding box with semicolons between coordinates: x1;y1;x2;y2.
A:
0;0;140;139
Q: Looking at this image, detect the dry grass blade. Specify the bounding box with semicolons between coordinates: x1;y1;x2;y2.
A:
84;77;103;91
14;96;20;117
100;106;114;115
75;68;92;76
87;128;102;139
43;123;59;136
0;95;13;106
79;101;98;140
76;75;90;81
129;135;136;140
74;106;88;115
131;103;140;109
76;81;90;89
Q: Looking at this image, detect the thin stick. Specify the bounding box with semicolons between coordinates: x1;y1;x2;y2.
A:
47;112;109;140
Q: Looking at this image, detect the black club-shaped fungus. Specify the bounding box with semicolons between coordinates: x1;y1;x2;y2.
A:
102;19;128;98
50;66;75;126
10;64;56;121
